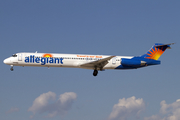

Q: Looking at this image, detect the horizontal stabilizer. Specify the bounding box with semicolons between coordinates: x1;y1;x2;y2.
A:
155;43;175;49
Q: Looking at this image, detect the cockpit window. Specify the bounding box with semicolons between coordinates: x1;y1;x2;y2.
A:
12;54;17;57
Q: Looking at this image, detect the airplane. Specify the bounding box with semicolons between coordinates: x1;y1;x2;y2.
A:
3;43;173;76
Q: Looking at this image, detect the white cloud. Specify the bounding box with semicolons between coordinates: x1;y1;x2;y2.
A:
144;115;161;120
28;91;77;118
108;96;145;120
144;99;180;120
6;107;19;114
28;91;56;114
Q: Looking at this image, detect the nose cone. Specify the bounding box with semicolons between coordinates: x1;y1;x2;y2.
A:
3;58;11;65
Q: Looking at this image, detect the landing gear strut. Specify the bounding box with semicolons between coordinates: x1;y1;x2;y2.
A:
10;65;14;71
93;70;98;76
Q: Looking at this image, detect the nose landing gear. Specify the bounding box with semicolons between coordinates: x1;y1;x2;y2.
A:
93;70;98;76
10;65;14;71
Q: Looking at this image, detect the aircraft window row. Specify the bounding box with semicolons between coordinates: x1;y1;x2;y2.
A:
27;56;102;60
12;54;17;57
26;56;120;61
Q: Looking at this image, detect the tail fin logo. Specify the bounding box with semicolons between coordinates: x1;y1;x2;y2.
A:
145;46;165;60
141;43;173;60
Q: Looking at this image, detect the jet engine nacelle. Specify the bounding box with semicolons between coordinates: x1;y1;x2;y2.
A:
121;58;146;67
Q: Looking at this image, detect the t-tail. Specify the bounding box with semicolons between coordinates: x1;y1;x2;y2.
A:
116;43;174;69
141;43;174;60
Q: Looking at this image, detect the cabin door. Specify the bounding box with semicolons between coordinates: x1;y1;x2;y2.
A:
112;58;116;64
18;54;22;61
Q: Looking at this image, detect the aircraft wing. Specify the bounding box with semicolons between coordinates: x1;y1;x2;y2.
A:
80;56;115;70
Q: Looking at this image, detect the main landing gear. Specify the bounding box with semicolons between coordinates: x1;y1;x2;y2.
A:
10;65;14;71
93;70;98;76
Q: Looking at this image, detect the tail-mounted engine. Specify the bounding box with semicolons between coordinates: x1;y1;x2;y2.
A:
121;58;147;67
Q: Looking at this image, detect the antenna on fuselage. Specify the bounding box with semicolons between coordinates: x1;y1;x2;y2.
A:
35;51;38;53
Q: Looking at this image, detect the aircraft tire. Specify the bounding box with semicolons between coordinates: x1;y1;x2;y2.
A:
93;70;98;76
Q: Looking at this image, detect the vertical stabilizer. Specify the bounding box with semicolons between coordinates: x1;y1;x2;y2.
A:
141;43;173;60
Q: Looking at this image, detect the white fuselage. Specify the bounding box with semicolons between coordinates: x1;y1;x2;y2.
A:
3;43;172;76
3;52;133;70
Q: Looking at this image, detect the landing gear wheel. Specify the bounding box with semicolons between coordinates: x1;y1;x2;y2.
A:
93;70;98;76
10;67;14;71
10;65;14;71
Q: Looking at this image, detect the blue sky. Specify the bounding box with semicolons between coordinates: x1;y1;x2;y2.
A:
0;1;180;120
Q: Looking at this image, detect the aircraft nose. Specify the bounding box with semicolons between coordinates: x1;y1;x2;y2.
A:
3;58;11;65
3;59;8;64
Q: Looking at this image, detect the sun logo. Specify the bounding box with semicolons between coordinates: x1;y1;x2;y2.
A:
43;54;53;58
145;47;164;60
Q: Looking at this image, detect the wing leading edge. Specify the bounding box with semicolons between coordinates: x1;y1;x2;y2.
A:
80;56;115;70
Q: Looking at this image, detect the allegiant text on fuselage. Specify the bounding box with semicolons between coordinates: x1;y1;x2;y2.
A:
24;55;63;65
